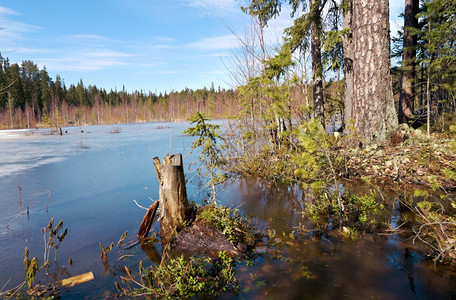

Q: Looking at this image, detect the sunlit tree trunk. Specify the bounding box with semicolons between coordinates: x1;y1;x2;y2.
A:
348;0;397;142
426;21;431;137
7;92;14;129
398;0;419;124
310;0;325;127
342;0;353;129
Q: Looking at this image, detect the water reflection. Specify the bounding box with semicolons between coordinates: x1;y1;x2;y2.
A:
219;177;456;299
140;242;161;264
220;177;304;233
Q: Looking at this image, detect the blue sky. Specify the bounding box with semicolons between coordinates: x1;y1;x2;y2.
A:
0;0;404;93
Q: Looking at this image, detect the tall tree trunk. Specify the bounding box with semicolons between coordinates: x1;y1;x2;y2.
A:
398;0;419;124
426;61;431;137
426;21;431;137
349;0;398;143
310;0;325;128
342;0;353;129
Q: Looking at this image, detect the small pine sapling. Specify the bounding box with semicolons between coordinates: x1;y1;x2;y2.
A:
184;112;226;204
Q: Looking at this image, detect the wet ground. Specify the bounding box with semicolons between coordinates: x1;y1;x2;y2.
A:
0;122;455;299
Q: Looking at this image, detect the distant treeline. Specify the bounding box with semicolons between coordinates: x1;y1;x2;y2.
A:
0;54;240;129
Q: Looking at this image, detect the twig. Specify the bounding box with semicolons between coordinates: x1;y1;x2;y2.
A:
113;254;135;267
322;237;335;248
0;276;12;294
1;281;25;299
386;221;407;231
160;242;171;267
234;202;245;210
124;240;139;249
133;200;149;210
6;213;22;229
168;133;173;153
46;190;52;212
0;77;19;95
18;186;22;216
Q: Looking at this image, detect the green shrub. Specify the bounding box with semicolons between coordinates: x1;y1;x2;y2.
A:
293;118;343;192
304;190;386;236
198;204;255;247
184;112;226;204
117;251;239;299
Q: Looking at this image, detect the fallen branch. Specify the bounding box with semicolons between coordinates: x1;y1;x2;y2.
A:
138;200;159;239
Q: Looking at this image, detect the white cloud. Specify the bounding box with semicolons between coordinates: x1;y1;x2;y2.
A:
36;49;132;72
261;6;294;46
66;34;120;44
189;34;240;50
0;23;41;45
390;0;404;39
137;62;167;68
203;70;224;74
39;57;127;72
0;6;18;16
207;51;231;57
149;37;176;49
154;36;175;43
152;44;174;49
185;0;242;16
13;47;57;55
158;70;182;75
85;50;133;58
0;6;41;45
390;0;405;13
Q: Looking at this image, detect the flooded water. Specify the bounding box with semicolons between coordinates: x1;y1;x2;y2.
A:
1;122;455;299
219;179;456;299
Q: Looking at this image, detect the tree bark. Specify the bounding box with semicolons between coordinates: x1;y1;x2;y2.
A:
398;0;419;124
153;153;190;246
349;0;398;143
310;0;325;127
342;0;354;129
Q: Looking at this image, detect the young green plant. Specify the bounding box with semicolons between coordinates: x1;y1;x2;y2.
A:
184;112;226;204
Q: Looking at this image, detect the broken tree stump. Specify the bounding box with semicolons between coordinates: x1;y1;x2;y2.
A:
138;200;159;240
153;153;190;246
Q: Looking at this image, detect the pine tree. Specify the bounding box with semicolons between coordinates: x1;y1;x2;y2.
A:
418;0;456;134
344;0;398;142
398;0;419;124
242;0;339;128
342;0;353;128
